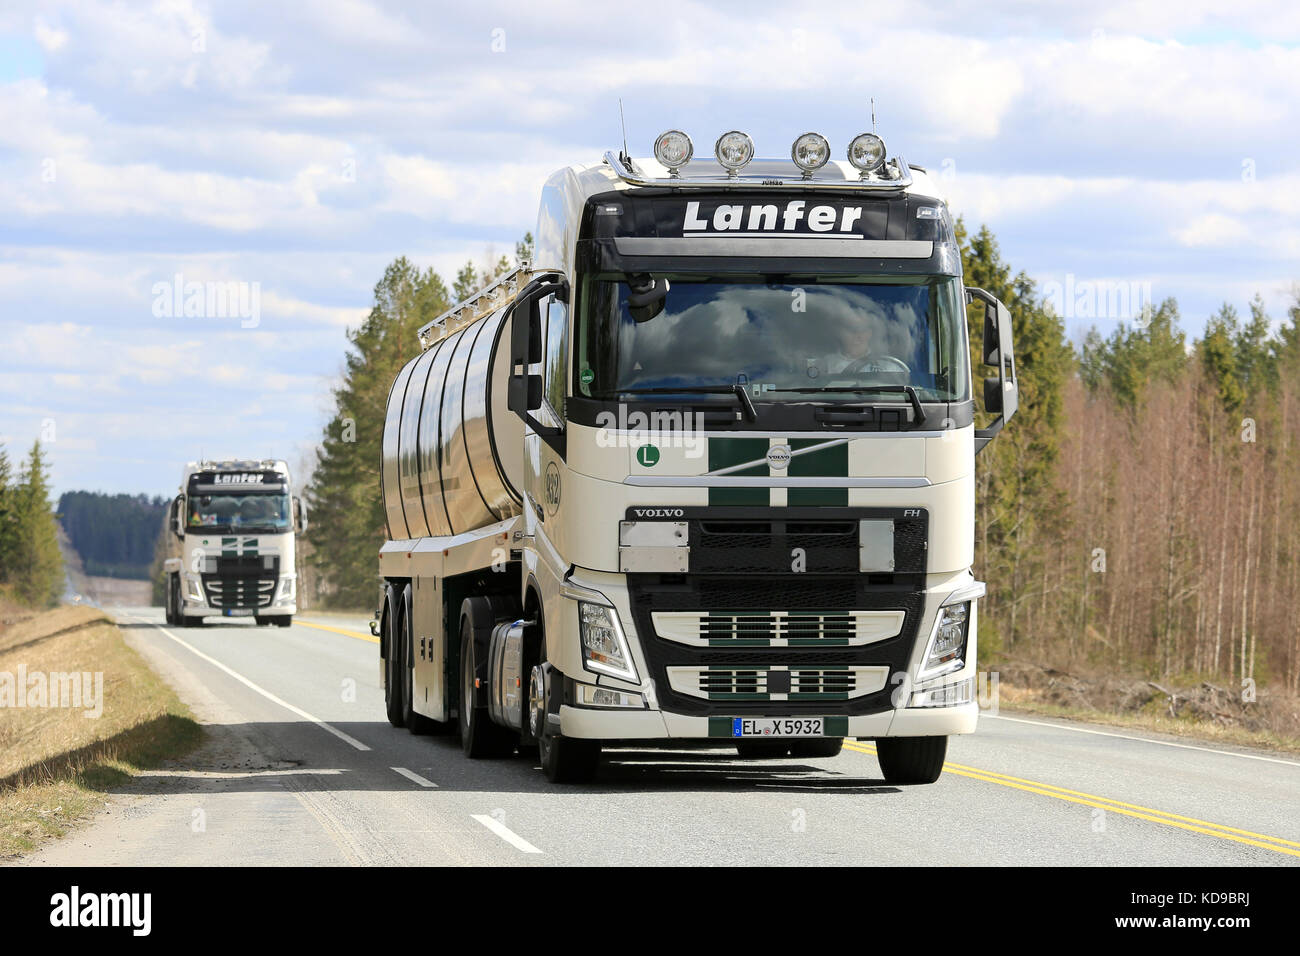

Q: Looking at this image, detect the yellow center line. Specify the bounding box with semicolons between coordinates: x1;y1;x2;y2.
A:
296;618;378;644
841;742;1300;858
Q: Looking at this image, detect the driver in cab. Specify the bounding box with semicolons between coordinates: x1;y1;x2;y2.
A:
813;312;901;379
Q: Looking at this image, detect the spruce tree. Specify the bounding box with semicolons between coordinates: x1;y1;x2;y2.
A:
10;441;64;607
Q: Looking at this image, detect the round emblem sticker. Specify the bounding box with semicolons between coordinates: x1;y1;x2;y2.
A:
636;445;660;467
580;368;595;386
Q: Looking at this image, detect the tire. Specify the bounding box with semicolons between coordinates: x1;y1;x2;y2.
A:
790;737;844;759
532;633;599;783
274;616;292;628
458;616;516;758
164;575;177;625
875;736;948;784
735;740;791;759
400;585;445;735
383;592;404;729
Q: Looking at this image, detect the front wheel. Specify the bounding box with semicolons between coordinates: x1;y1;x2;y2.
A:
458;618;515;757
875;736;948;784
529;642;599;783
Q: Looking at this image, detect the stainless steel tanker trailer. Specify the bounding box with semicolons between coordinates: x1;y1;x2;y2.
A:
376;127;1018;783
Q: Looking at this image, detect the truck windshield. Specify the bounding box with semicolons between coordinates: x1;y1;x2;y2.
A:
574;275;970;403
187;493;291;533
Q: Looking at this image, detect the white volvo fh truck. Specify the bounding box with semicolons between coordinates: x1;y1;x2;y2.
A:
163;459;307;627
376;129;1018;782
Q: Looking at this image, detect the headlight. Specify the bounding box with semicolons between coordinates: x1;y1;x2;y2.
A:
578;601;638;682
186;576;204;602
791;132;830;177
922;601;969;677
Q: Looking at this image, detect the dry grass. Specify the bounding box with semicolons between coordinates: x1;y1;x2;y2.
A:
996;662;1300;756
0;605;202;858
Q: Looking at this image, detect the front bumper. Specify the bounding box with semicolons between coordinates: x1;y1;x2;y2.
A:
557;700;979;740
181;604;295;618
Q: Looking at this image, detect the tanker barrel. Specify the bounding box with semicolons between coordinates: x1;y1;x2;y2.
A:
382;305;523;541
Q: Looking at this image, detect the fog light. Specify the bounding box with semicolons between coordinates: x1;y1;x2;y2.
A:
578;602;638;682
910;677;974;708
576;684;644;708
185;576;204;603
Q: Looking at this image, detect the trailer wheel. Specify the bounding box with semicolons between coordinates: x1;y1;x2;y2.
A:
383;591;404;728
875;736;948;784
532;634;599;783
735;740;790;759
790;738;844;759
458;617;516;758
399;584;443;735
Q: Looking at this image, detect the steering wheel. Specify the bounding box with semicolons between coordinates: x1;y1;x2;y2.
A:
846;354;911;376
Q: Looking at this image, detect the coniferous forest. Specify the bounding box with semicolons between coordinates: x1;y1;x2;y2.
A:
58;491;168;580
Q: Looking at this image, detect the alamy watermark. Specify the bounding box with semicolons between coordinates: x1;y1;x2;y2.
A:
594;404;707;459
0;666;104;717
1041;274;1153;323
152;273;261;328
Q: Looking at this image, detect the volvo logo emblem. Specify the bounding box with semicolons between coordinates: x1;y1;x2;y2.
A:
766;444;792;470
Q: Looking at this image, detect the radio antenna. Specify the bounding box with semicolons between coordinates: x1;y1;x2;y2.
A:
871;97;877;134
618;98;630;163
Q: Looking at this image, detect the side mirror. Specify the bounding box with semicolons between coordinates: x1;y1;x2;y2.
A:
508;373;544;413
171;494;185;540
983;377;1003;414
966;287;1019;454
506;275;568;458
293;496;309;534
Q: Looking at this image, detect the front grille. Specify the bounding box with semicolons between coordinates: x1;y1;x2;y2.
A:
651;609;905;647
629;570;927;717
204;576;275;608
666;664;888;701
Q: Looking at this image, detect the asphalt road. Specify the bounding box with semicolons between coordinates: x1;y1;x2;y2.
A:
27;605;1300;866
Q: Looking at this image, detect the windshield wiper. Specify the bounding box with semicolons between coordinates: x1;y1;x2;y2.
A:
616;384;757;423
768;384;927;426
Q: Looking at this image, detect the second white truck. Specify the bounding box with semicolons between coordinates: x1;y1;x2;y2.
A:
163;459;306;627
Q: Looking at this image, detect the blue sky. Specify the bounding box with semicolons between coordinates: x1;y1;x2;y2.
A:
1;1;1297;498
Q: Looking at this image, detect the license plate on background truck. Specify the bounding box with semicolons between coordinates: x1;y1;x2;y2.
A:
223;608;255;617
733;718;824;738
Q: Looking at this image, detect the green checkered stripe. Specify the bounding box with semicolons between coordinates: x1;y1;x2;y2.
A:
707;437;848;507
220;536;258;556
709;715;850;737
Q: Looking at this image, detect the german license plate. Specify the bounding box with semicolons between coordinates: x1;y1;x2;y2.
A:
223;608;255;617
732;717;824;738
